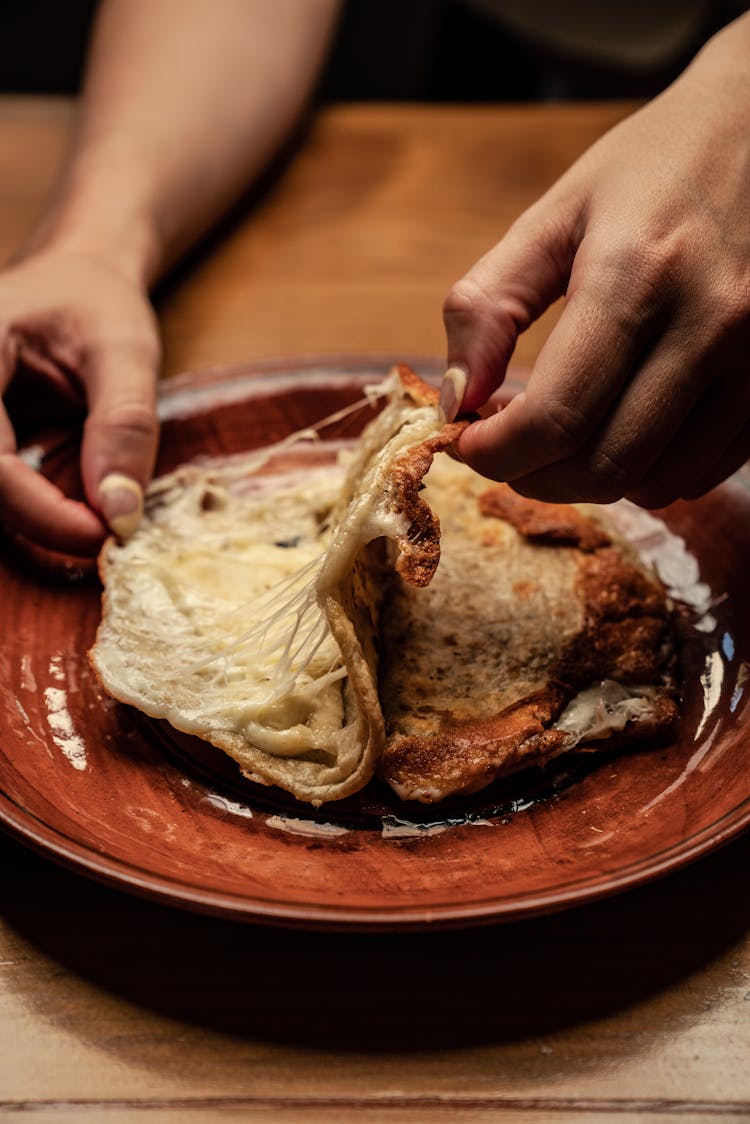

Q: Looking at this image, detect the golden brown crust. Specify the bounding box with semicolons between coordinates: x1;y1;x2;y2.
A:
389;421;469;587
379;482;678;803
382;684;679;803
553;548;673;688
382;689;567;800
479;484;611;551
394;364;441;407
93;365;679;809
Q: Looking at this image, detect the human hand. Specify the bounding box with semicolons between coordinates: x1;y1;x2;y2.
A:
442;17;750;508
0;248;160;554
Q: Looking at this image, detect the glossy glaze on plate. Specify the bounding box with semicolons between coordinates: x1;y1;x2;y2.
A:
1;357;749;930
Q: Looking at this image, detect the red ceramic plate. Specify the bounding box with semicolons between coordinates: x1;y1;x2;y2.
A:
1;356;749;930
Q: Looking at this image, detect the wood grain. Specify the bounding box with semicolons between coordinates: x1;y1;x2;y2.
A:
155;103;622;377
0;97;749;1120
2;1110;748;1123
0;96;629;378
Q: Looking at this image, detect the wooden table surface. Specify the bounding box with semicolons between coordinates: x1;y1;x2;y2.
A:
1;97;749;1123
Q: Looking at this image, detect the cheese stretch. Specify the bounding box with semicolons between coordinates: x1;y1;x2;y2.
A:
96;464;348;757
90;368;458;803
91;367;677;806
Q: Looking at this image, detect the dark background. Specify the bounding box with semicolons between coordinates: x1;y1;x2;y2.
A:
1;0;745;103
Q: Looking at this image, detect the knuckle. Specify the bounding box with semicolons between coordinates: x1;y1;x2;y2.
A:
126;339;161;374
89;319;161;367
510;470;582;505
86;401;158;444
628;221;692;285
521;447;639;506
121;333;161;369
527;395;590;459
443;279;526;337
704;280;750;338
508;477;562;503
443;279;487;327
512;205;570;257
583;448;634;503
580;241;667;322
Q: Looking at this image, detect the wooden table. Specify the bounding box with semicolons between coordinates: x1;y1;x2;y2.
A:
1;98;749;1122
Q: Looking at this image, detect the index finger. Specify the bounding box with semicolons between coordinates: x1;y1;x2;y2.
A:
442;192;583;415
456;242;667;483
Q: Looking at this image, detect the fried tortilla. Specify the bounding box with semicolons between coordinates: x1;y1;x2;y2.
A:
90;365;464;805
378;458;678;803
91;364;678;807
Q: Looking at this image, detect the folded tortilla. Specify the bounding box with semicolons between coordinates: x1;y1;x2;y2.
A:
91;364;678;807
90;365;465;805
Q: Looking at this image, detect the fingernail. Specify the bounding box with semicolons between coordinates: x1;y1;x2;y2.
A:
99;473;143;540
439;365;468;422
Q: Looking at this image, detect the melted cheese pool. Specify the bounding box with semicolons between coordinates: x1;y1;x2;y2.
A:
93;462;352;758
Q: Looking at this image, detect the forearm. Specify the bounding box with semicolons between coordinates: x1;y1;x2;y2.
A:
23;0;341;286
687;8;750;90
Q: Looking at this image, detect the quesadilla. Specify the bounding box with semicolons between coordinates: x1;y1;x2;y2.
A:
90;365;678;807
90;366;466;805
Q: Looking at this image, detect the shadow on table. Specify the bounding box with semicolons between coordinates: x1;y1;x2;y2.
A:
3;826;749;1076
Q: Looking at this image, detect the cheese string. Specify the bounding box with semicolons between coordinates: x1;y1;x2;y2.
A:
195;386;389;485
163;374;438;716
165;387;391;697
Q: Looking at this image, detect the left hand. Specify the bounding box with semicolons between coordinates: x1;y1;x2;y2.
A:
442;16;750;508
0;246;160;554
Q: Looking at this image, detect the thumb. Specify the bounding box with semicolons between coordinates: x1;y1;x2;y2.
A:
441;190;583;418
81;344;159;540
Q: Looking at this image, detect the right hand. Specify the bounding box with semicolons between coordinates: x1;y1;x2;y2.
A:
441;14;750;509
0;247;160;555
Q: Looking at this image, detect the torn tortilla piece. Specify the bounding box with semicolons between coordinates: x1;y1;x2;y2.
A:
378;470;678;804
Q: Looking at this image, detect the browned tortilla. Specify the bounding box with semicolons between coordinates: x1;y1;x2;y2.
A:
91;362;678;808
378;476;678;803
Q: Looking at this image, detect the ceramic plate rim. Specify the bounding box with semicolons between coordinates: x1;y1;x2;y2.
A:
2;354;749;931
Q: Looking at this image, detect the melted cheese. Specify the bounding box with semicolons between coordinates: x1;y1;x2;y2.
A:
555;680;659;745
92;370;447;792
95;463;347;756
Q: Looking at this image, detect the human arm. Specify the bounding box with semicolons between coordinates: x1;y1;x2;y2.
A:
442;12;750;508
1;0;341;553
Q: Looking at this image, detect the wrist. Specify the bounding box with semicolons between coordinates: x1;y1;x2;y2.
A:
18;139;164;289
